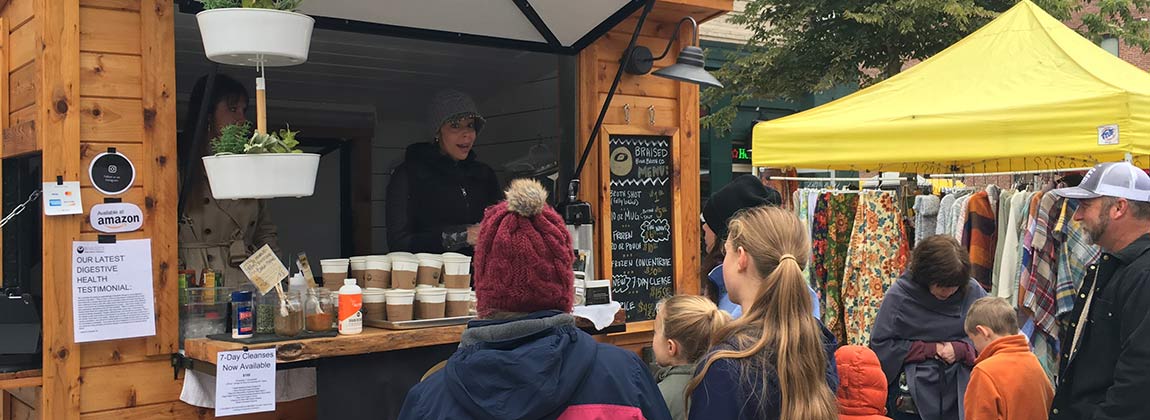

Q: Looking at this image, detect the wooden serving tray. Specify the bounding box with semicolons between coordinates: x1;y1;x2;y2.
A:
365;315;475;330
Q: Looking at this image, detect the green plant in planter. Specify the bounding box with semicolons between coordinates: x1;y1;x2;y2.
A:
211;122;303;155
198;0;303;11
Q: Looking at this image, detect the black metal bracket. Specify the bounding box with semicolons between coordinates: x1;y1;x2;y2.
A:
511;0;562;50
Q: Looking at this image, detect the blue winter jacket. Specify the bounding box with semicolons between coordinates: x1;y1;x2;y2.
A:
399;311;673;420
708;264;821;319
688;320;840;420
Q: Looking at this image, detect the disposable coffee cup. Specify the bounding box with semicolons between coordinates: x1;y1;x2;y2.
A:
363;288;386;321
446;288;471;317
469;291;477;315
415;288;447;320
416;254;444;287
385;289;415;322
390;258;419;290
350;256;369;288
320;259;349;291
442;253;472;289
365;255;392;289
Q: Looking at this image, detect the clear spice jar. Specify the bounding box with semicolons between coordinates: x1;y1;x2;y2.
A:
305;288;336;333
256;291;278;334
274;290;304;337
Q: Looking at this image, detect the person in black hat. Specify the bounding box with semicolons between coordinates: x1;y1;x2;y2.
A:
701;175;819;319
385;90;503;255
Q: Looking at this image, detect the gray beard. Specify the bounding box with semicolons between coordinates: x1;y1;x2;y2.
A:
1086;215;1110;246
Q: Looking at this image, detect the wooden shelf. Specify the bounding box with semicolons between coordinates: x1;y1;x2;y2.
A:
183;326;466;365
0;369;42;390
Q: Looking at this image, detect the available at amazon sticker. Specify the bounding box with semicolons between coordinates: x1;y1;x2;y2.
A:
89;202;143;233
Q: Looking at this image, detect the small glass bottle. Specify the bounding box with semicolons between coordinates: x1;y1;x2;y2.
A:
231;290;254;339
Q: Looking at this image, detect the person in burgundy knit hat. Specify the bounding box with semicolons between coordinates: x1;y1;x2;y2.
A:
472;178;574;316
400;179;671;420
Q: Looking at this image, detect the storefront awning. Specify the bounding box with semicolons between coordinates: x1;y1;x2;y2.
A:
294;0;645;54
752;0;1150;173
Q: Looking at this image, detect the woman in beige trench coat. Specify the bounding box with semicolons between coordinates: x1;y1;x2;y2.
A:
177;74;314;408
178;74;280;288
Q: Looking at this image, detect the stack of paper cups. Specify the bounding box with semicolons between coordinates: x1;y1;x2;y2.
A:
363;288;386;321
388;253;418;290
319;259;349;292
415;288;448;319
446;288;471;317
416;253;444;287
385;289;415;321
365;255;391;289
441;253;472;289
349;256;368;288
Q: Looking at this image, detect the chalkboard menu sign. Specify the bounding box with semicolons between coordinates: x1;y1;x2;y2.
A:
609;135;674;322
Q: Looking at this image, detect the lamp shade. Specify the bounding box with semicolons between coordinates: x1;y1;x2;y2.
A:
653;46;723;88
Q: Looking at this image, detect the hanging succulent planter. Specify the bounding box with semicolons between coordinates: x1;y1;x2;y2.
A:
196;0;315;67
202;123;320;200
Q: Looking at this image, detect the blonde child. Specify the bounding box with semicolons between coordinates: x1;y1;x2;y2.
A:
653;295;731;420
963;297;1053;420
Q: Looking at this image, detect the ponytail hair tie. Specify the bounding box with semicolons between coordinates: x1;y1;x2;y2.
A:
779;254;797;264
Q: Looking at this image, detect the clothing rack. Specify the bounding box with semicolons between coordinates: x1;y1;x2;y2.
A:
926;166;1093;179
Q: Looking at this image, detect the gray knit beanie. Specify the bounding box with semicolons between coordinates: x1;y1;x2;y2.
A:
428;89;485;138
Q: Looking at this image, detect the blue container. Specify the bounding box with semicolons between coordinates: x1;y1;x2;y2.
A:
231;290;254;339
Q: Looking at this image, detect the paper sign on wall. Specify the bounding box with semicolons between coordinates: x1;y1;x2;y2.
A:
240;244;288;295
215;348;276;417
89;202;144;233
43;181;82;216
72;239;156;343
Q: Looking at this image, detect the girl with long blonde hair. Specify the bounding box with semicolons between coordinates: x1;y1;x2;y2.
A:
687;206;839;420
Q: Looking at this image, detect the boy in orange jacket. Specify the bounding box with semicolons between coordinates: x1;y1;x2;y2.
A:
963;297;1054;420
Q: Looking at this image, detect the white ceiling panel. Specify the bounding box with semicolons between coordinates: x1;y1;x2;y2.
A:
293;0;638;51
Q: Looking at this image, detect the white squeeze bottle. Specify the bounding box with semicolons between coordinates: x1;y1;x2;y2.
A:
338;279;363;335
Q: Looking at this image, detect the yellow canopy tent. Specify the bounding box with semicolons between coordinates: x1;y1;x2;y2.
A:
752;0;1150;173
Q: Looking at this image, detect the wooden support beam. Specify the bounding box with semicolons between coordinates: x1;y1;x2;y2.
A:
2;120;36;157
140;0;179;356
36;0;83;418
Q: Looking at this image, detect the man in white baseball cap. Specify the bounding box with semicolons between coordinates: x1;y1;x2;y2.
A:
1048;161;1150;420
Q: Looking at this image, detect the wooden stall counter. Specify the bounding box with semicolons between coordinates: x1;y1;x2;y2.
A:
183;308;634;366
184;326;466;366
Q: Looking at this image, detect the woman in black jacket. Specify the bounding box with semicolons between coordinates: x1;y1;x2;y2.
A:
385;90;502;255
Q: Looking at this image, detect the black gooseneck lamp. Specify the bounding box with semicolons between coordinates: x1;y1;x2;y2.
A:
563;0;723;276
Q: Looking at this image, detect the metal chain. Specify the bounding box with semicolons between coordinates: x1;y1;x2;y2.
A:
0;189;41;229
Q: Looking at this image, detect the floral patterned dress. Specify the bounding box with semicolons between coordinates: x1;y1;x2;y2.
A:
813;192;859;345
842;192;910;346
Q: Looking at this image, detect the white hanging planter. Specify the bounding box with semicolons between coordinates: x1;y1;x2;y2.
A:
202;153;320;200
196;8;315;67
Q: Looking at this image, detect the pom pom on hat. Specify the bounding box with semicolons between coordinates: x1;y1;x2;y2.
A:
473;179;574;317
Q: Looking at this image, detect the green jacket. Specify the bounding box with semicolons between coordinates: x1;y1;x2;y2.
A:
656;364;696;420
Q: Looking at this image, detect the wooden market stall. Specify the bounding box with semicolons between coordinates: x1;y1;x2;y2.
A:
0;0;731;418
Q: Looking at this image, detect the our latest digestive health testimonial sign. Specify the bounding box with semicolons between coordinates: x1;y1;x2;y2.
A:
71;239;156;343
